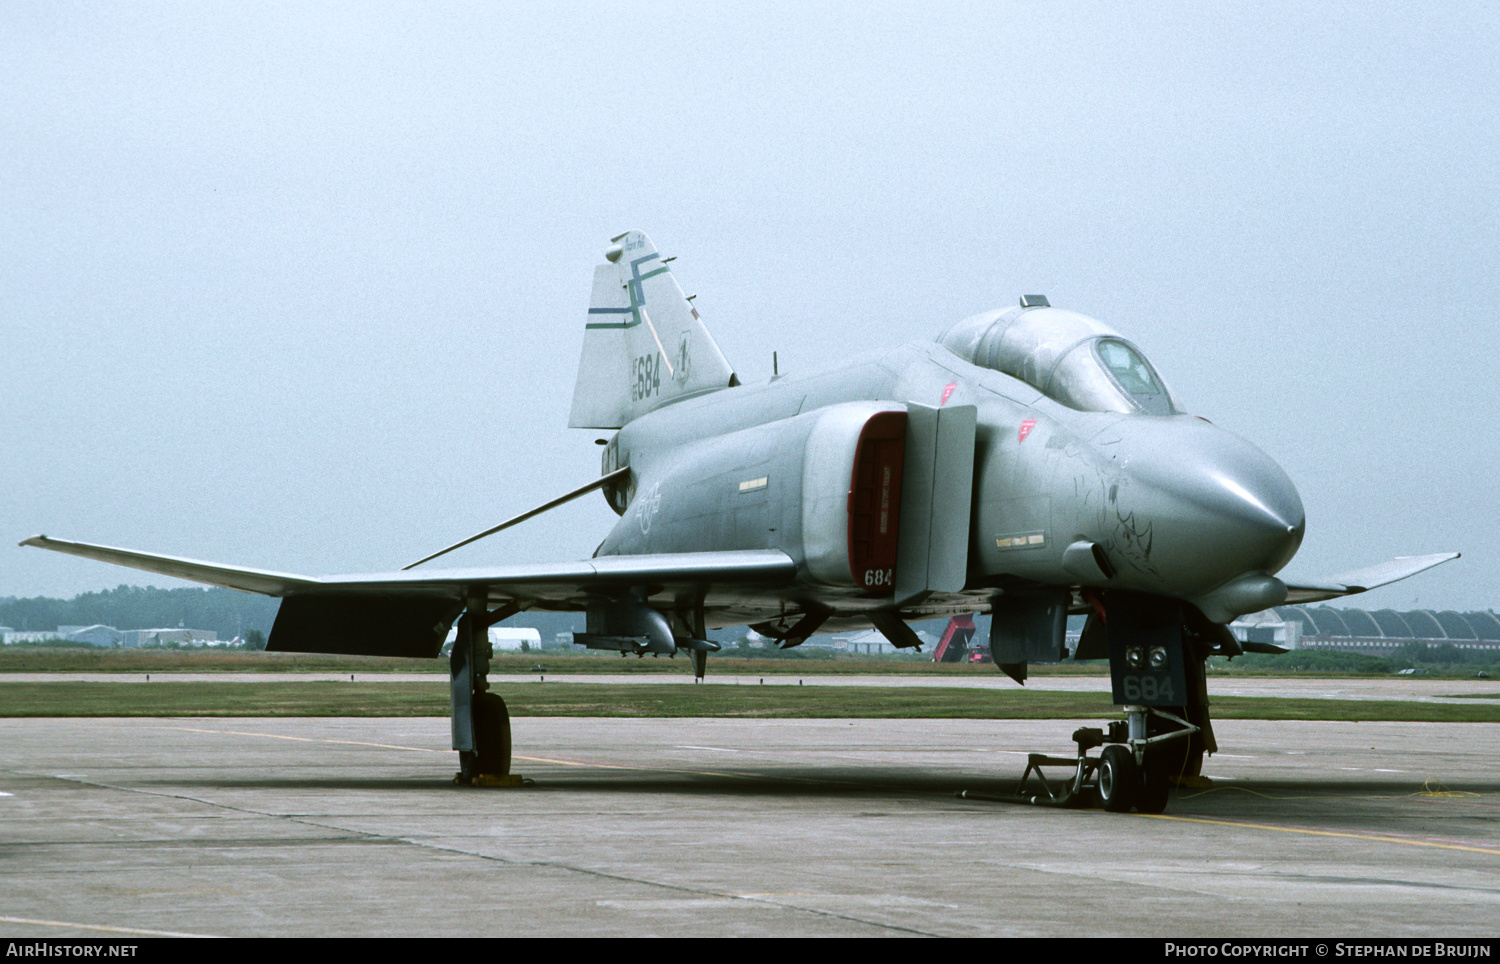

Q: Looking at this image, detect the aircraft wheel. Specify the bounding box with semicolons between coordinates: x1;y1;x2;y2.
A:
1096;744;1139;812
473;692;512;778
1136;751;1172;814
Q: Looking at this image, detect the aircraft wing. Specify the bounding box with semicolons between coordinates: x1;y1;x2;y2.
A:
1280;552;1460;606
20;535;798;657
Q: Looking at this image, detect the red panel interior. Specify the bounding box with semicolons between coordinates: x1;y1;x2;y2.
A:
847;411;907;589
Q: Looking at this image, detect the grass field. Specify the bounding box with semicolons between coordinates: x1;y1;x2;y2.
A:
1;679;1496;722
4;646;1494;680
0;647;1096;676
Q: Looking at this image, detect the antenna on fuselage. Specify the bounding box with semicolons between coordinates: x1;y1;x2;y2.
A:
403;466;631;569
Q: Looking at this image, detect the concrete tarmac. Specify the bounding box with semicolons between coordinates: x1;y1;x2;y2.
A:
1;716;1497;938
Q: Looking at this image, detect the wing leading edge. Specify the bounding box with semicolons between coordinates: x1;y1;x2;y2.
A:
1280;552;1460;606
20;535;798;657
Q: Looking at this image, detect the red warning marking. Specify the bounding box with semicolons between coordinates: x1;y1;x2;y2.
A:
1018;419;1037;443
1082;587;1107;624
940;382;957;406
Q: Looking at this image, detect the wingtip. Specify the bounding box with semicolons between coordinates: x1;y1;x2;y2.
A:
19;534;46;549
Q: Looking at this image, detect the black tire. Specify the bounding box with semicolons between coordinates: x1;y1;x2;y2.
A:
1096;744;1139;812
1136;750;1172;814
473;691;512;777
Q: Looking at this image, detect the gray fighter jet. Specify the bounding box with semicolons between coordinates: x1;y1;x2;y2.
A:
23;230;1457;811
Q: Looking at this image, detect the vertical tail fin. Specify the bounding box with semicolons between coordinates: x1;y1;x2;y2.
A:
568;231;738;429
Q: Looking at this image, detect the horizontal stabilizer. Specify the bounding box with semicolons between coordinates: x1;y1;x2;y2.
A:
1282;552;1459;606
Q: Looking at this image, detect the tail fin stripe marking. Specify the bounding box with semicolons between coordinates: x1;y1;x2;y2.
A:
585;259;675;330
586;306;636;330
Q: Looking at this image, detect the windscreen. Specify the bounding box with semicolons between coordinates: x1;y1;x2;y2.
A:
939;307;1181;415
1094;339;1175;415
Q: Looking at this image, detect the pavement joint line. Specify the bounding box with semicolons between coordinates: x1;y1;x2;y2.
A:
1180;785;1269;798
42;724;1491;819
1208;870;1500;896
157;723;923;788
392;838;943;937
9;717;1496;935
1138;813;1500;855
22;769;939;938
164;723;759;779
0;914;223;938
1174;785;1497;804
62;725;1497;858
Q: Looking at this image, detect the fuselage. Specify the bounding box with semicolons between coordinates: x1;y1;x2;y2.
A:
597;309;1305;628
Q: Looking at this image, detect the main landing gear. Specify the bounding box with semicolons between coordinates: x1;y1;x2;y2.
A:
451;593;528;788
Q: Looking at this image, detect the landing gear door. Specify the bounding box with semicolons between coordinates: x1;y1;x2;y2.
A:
1105;592;1188;706
895;403;977;604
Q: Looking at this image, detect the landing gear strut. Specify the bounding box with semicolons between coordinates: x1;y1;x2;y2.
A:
1003;706;1200;812
451;592;527;787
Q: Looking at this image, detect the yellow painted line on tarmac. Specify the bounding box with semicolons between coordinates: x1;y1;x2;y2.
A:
165;725;444;753
1140;813;1500;856
0;914;221;938
513;753;630;770
164;725;744;779
513;753;748;780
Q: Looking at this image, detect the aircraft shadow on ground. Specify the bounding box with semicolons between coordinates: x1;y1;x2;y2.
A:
137;770;1500;814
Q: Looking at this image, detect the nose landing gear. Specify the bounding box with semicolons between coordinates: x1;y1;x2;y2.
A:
962;592;1220;814
1002;706;1201;813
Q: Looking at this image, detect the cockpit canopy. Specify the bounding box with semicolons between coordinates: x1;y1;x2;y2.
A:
938;303;1181;415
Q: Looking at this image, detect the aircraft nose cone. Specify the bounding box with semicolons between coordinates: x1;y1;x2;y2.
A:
1094;416;1305;593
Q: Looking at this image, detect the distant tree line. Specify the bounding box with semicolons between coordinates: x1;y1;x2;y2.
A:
1222;647;1498;675
0;587;587;647
0;585;280;640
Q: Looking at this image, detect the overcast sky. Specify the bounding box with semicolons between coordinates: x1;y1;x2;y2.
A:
3;3;1495;614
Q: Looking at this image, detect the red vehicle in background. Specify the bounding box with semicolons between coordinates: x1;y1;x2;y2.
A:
932;615;991;664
